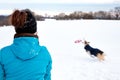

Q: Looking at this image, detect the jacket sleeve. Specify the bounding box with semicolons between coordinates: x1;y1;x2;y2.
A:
0;50;5;80
44;60;52;80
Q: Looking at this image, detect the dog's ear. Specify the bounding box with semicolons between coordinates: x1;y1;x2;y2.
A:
87;42;90;44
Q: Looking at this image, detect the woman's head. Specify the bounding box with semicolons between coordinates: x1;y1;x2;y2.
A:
10;9;37;34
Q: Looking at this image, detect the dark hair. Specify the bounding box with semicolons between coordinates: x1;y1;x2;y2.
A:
10;9;37;34
11;10;27;28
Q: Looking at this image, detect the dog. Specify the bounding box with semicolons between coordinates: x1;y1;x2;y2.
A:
83;40;105;61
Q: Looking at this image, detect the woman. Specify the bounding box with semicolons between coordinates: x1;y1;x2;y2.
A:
0;9;52;80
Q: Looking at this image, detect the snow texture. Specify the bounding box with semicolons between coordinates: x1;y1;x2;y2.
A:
0;20;120;80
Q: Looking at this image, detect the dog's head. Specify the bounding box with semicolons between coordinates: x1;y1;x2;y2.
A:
84;40;90;45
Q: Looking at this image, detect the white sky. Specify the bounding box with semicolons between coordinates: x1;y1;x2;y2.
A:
0;0;118;4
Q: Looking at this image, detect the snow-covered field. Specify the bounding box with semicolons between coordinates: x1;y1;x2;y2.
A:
0;20;120;80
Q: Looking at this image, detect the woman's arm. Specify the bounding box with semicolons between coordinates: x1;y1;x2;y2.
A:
0;50;5;80
44;61;52;80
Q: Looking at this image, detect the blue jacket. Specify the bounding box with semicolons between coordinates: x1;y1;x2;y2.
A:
0;37;52;80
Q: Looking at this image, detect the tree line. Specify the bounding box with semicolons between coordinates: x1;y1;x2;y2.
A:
0;13;45;27
0;6;120;26
54;6;120;20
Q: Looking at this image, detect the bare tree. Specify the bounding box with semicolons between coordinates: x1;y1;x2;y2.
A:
114;6;120;19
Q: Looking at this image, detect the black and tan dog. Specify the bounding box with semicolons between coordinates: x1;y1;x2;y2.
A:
83;40;105;61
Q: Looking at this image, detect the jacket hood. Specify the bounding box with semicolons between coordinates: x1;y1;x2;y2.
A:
11;37;41;60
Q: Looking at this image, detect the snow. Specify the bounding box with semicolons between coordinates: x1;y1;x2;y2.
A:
0;20;120;80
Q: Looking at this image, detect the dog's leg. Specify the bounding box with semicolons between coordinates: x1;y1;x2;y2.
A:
101;54;105;61
97;53;101;61
97;53;104;61
87;51;94;58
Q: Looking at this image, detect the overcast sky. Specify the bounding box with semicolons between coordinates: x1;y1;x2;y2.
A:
0;0;119;15
0;0;118;4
